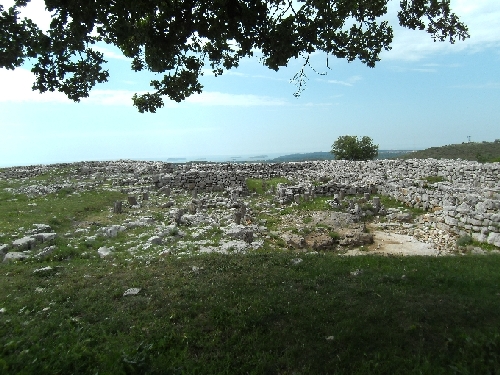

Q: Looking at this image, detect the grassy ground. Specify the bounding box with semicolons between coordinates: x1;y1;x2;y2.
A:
2;171;500;373
1;254;500;374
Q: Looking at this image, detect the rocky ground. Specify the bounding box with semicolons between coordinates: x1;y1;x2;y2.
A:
1;160;499;264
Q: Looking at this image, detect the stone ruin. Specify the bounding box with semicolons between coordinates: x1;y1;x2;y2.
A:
1;158;499;250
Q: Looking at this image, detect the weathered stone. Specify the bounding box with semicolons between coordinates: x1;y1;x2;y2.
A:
162;201;174;209
3;252;29;263
456;203;471;214
32;224;52;233
123;288;141;296
97;246;112;258
12;236;36;250
128;196;138;206
339;232;374;246
233;211;242;225
113;200;122;214
32;233;57;243
36;246;56;259
281;233;306;249
33;266;56;275
487;232;500;247
396;213;413;222
148;236;162;245
444;216;458;226
305;232;335;250
0;244;10;260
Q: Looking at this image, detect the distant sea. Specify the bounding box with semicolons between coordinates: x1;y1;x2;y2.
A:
161;152;289;163
0;151;417;168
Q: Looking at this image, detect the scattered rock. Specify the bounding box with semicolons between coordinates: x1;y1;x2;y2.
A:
304;232;335;250
123;288;141;296
281;233;305;249
350;269;363;276
97;246;113;258
33;266;56;275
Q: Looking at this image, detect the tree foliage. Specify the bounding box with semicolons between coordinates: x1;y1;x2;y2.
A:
0;0;469;112
331;135;378;161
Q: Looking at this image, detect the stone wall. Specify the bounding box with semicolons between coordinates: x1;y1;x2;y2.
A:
1;158;499;246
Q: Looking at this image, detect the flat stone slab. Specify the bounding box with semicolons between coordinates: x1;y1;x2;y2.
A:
3;252;30;262
12;236;36;249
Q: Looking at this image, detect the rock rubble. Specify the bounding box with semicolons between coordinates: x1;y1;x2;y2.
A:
1;158;499;261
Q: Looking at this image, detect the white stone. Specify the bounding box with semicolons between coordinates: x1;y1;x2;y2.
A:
97;246;112;258
3;252;29;262
123;288;141;296
487;233;500;247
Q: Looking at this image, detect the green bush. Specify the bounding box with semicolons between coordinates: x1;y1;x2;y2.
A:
457;235;473;247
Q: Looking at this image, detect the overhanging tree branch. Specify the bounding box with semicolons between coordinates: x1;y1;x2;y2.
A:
0;0;469;112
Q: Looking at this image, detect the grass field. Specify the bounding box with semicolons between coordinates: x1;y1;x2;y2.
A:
1;254;500;374
1;169;500;373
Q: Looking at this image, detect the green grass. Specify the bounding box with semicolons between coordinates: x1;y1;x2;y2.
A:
379;195;426;216
400;141;500;162
246;177;291;195
2;164;500;373
0;188;126;238
281;196;341;214
1;254;500;374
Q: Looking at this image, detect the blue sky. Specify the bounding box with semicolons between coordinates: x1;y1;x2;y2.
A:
1;0;500;167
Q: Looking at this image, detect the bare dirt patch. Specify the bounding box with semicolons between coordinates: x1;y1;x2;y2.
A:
344;229;440;256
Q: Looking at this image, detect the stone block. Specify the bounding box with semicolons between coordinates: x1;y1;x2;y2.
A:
444;216;458;226
487;232;500;247
12;236;36;250
3;252;29;263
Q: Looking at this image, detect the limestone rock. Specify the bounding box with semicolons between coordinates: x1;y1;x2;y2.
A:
97;246;113;258
281;232;305;249
148;236;162;245
123;288;141;296
304;232;335;250
487;232;500;247
32;233;57;243
3;252;29;263
339;232;374;246
12;236;36;250
36;246;56;259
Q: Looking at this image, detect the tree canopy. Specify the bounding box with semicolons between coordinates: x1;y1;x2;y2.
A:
331;135;378;161
1;0;469;112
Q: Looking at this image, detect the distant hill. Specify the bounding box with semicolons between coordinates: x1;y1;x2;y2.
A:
267;150;413;163
399;141;500;162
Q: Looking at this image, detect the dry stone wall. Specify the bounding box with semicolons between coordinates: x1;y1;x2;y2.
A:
2;158;499;246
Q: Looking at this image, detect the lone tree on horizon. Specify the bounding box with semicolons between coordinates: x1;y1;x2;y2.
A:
1;0;469;113
331;135;378;161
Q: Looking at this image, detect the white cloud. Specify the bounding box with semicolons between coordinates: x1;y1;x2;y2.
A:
0;68;68;103
0;69;287;107
382;0;500;61
185;91;287;106
327;75;362;86
2;0;52;32
92;46;129;61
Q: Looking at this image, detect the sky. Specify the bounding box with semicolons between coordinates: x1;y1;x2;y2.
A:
1;0;500;167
